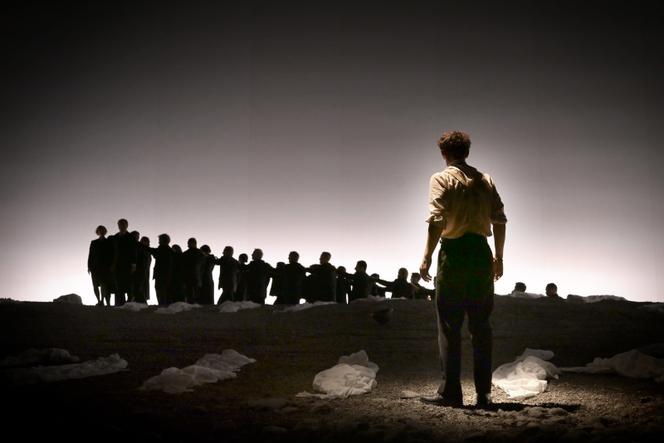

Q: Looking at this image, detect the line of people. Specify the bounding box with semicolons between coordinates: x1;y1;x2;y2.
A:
87;219;435;307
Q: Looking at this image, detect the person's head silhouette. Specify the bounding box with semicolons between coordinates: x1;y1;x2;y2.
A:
172;244;182;254
223;246;234;257
514;282;526;292
117;218;129;233
95;225;107;238
238;253;248;264
187;238;197;250
252;249;263;261
131;231;140;242
355;260;367;273
288;251;300;264
140;236;150;247
320;251;331;264
200;244;211;255
410;272;421;284
545;283;558;298
337;265;347;275
158;234;170;246
398;268;408;280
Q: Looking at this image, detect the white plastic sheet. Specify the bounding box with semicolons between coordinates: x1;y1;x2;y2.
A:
117;302;150;312
140;349;256;394
155;302;201;314
0;348;80;368
278;301;336;312
296;350;379;399
4;354;127;384
561;348;664;383
492;348;560;400
218;301;262;313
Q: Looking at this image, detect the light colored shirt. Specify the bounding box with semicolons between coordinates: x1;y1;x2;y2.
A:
426;160;507;239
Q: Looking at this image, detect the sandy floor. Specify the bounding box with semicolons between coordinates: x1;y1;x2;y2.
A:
2;297;664;442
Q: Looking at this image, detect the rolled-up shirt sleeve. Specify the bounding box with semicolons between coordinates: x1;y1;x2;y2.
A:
426;173;447;227
489;178;507;224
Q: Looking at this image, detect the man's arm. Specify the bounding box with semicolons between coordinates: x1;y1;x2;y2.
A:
420;222;443;282
492;223;506;281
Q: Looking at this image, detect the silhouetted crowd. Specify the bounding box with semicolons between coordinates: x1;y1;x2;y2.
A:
87;219;435;307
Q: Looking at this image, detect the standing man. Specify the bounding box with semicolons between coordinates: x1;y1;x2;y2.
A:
306;252;337;302
182;238;205;304
245;248;274;305
151;234;174;306
111;218;137;306
87;225;114;306
215;246;240;304
199;245;216;305
279;251;306;305
419;131;507;408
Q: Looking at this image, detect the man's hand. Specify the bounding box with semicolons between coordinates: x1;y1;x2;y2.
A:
493;258;503;281
420;256;433;282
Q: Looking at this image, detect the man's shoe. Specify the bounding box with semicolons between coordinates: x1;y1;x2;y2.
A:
420;393;463;408
475;393;492;408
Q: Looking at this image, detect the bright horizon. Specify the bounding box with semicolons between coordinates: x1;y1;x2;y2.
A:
2;2;662;304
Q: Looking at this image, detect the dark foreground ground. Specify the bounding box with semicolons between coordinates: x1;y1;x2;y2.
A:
2;297;664;442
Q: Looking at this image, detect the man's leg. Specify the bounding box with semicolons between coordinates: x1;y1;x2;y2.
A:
467;296;493;396
435;293;465;401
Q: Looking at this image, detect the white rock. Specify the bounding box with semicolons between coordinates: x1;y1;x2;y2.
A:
155;302;201;314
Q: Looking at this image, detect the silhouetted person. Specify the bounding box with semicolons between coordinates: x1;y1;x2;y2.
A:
199;245;216;305
170;244;185;302
419;131;507;408
278;251;306;305
236;253;249;301
215;246;240;304
335;266;351;304
151;234;174;306
182;238;205;304
87;225;113;306
306;252;337;302
132;232;151;303
346;260;374;302
111;218;137;306
375;268;416;299
512;282;527;295
270;261;286;303
245;249;274;305
411;272;435;300
370;273;387;298
545;283;559;298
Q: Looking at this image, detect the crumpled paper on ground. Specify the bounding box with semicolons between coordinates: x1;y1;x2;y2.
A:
561;346;664;383
492;348;560;400
140;349;256;394
296;350;379;399
219;301;262;313
155;302;201;314
2;354;127;385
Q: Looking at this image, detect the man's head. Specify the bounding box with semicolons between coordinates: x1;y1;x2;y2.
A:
545;283;558;298
158;233;171;246
337;265;346;275
200;244;211;255
131;230;140;242
355;260;367;273
438;131;471;162
187;237;197;249
117;218;128;233
252;248;263;261
370;273;379;279
514;282;526;292
319;251;331;264
410;272;421;284
172;244;182;254
288;251;300;264
397;268;408;280
239;253;248;263
95;225;107;238
276;262;285;269
140;236;150;247
223;246;234;257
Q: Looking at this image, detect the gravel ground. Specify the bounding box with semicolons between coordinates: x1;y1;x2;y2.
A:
2;297;663;442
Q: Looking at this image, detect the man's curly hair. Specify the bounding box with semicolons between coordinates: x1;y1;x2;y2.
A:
437;131;470;159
